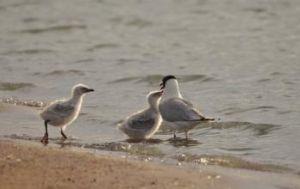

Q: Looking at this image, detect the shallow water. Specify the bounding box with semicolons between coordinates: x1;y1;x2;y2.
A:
0;0;300;173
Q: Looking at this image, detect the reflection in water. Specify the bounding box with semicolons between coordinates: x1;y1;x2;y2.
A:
167;137;201;147
84;142;164;157
126;138;163;144
6;134;78;143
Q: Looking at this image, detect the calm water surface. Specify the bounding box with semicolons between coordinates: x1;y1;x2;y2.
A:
0;0;300;171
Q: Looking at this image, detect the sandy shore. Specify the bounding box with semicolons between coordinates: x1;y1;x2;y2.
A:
1;140;300;189
0;140;231;189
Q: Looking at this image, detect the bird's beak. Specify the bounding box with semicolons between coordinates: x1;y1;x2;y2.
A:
85;88;95;93
160;82;164;90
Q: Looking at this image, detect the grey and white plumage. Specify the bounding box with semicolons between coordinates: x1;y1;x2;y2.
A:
40;84;94;144
118;90;163;140
159;75;214;140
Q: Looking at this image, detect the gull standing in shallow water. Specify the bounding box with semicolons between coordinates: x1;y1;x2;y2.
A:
40;84;94;144
118;90;163;140
159;75;214;140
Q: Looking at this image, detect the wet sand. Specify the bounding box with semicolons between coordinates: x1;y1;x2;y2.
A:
0;140;230;189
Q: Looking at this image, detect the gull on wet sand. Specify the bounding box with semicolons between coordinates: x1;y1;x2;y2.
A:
40;84;94;144
118;90;163;140
159;75;214;140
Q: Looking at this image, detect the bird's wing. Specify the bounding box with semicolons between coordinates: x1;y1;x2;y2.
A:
159;98;205;122
127;111;156;130
47;102;75;118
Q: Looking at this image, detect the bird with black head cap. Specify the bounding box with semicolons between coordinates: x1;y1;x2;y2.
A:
159;75;214;140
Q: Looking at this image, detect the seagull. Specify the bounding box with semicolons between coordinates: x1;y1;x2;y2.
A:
40;84;94;144
118;90;163;140
159;75;214;140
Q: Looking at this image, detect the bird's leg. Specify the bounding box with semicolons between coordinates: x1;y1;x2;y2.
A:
173;132;177;140
185;131;189;141
61;128;67;140
41;120;49;145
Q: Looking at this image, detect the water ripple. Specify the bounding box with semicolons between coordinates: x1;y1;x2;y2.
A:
159;121;279;136
87;43;119;52
126;18;152;28
45;69;85;76
17;24;87;34
219;106;277;115
1;49;54;55
0;97;46;108
0;81;35;91
108;74;217;85
175;153;290;172
206;121;279;136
